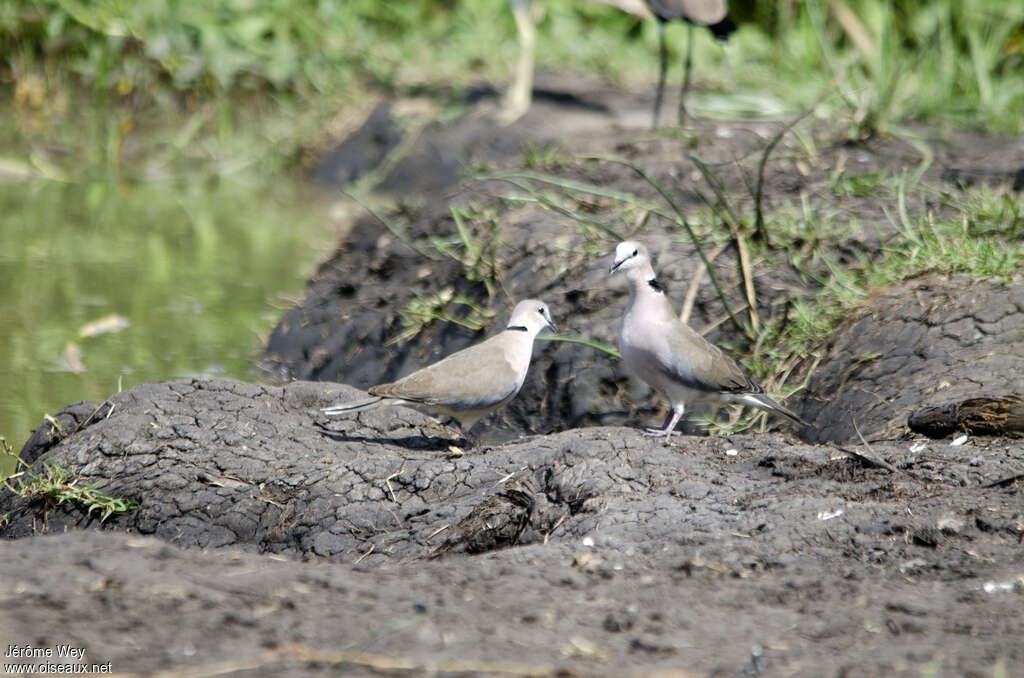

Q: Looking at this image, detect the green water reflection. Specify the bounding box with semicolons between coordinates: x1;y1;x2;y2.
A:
0;176;334;476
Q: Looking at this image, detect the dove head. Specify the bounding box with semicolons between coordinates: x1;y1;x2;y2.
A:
507;299;558;335
609;241;654;281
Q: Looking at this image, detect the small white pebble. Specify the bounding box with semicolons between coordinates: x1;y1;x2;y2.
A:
950;434;969;447
982;581;1016;594
909;442;927;453
899;558;927;574
725;448;739;457
581;536;595;547
817;509;844;521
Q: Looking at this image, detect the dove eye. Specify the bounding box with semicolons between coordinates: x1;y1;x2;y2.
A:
632;249;638;257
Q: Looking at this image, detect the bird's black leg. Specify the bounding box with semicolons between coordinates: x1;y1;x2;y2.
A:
652;19;668;130
678;22;695;125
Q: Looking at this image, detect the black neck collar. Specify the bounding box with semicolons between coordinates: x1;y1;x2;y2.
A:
647;278;666;293
506;325;529;332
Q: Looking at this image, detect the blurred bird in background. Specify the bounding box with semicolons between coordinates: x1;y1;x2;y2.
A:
502;0;735;127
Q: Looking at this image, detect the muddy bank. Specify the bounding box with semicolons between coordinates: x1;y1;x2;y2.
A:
799;272;1024;443
262;85;1024;444
3;372;1023;676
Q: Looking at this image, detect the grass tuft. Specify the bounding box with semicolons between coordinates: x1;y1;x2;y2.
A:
392;290;493;346
747;185;1022;384
4;459;139;522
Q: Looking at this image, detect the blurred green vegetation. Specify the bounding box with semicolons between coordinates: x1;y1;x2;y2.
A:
2;0;1023;160
0;176;336;474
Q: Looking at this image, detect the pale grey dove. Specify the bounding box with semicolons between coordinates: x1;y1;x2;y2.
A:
321;299;557;446
610;241;803;438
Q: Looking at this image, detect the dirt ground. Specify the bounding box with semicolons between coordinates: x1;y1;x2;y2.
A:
3;378;1023;677
3;78;1023;677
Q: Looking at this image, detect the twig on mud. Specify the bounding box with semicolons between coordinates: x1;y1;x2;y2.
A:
544;514;568;544
680;241;728;325
495;467;527;485
384;471;400;503
733;227;759;331
44;413;62;435
839;416;898;473
425;524;450;542
49;398;118;442
254;494;285;509
983;473;1024;489
835;445;896;473
354;542;375;564
699;302;750;337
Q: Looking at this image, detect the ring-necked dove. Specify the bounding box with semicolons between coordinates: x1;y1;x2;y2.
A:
610;241;804;438
321;299;557;445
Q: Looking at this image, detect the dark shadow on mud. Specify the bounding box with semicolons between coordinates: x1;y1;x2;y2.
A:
314;423;462;452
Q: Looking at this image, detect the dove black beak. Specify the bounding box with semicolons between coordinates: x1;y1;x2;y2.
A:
543;309;558;332
610;258;625;275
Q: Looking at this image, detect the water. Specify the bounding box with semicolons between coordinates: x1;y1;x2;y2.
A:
0;175;337;476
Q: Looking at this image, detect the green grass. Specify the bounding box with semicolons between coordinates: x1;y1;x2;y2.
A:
1;437;18;483
831;172;884;198
393;291;493;346
735;0;1024;135
747;181;1023;381
3;1;1023;175
436;205;504;299
3;458;139;522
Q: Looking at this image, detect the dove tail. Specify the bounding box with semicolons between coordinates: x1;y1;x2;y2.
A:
320;395;385;417
737;393;809;427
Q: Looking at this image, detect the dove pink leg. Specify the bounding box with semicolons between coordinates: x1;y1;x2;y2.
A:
645;406;683;439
